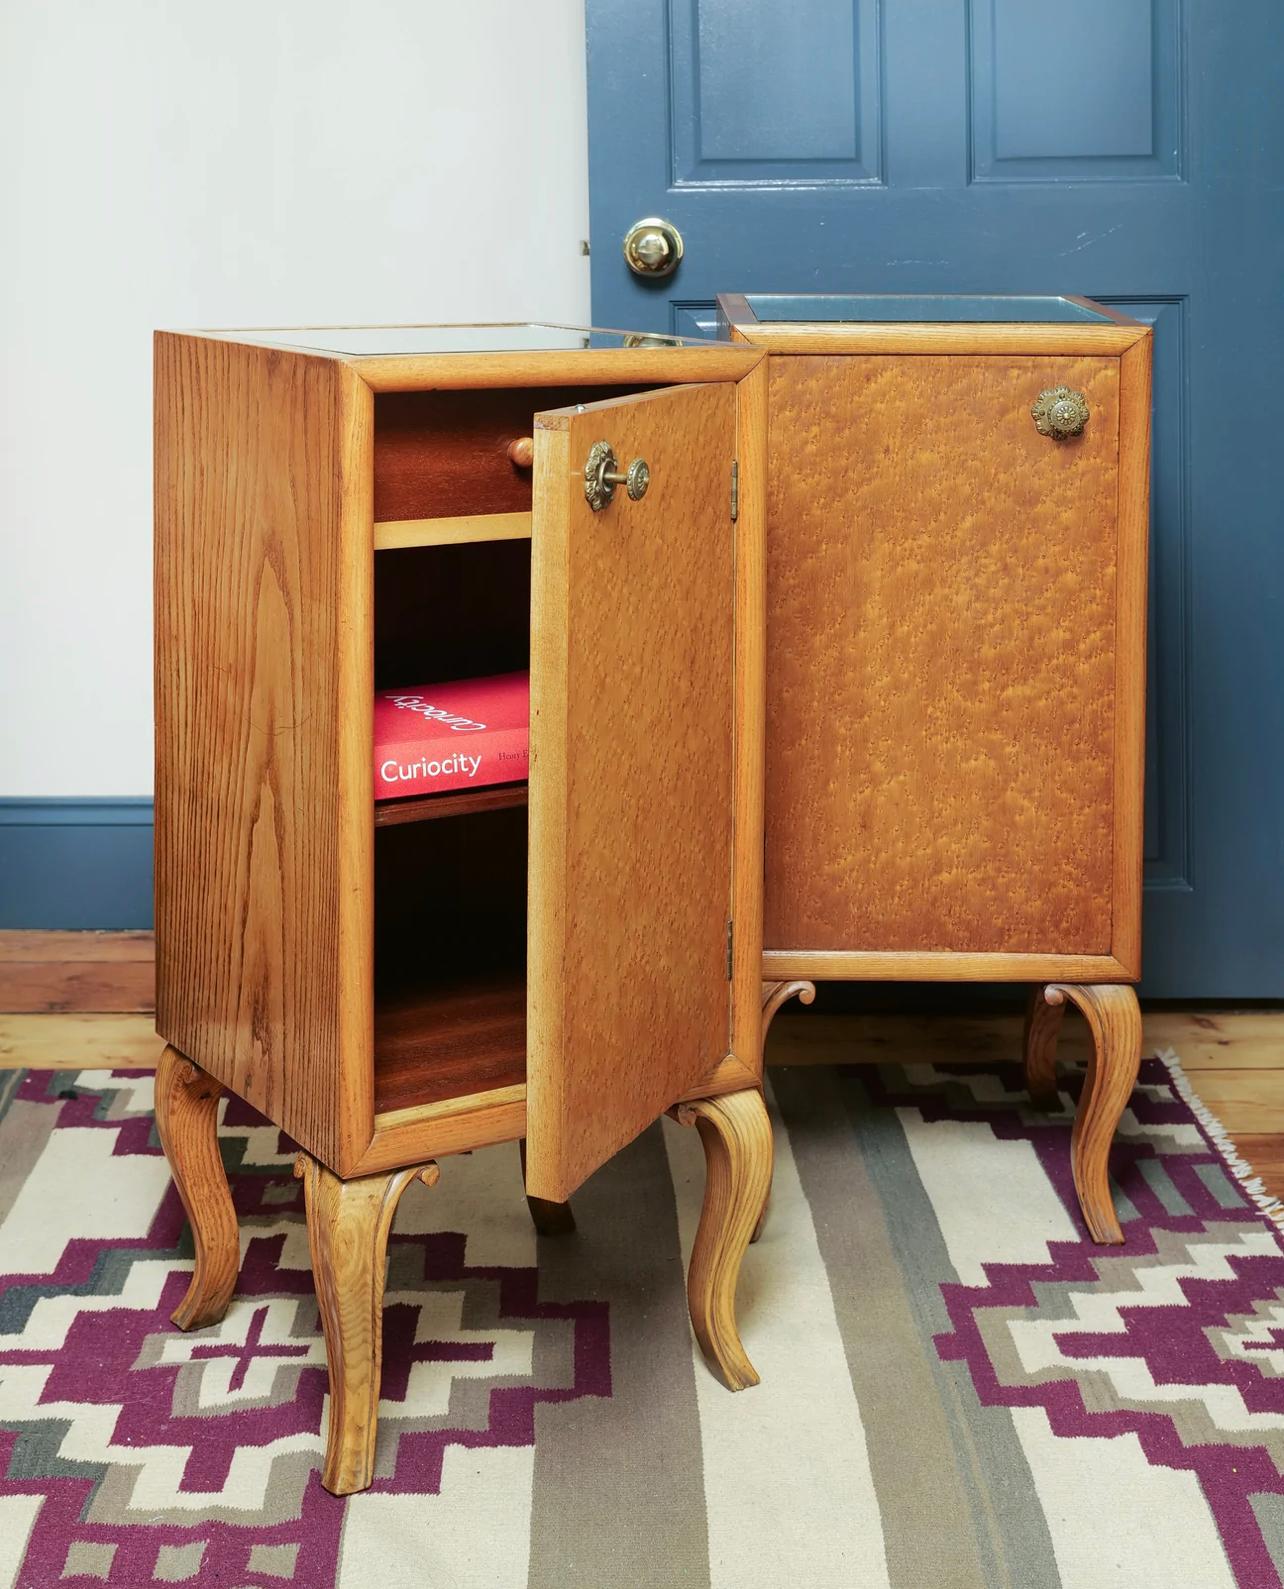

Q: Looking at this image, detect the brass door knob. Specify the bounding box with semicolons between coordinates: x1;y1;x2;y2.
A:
1032;387;1090;439
584;441;650;511
622;217;684;278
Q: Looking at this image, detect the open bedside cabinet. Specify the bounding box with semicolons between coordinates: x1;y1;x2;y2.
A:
153;324;770;1494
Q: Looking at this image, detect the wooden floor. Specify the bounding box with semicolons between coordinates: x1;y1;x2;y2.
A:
1;931;1280;1196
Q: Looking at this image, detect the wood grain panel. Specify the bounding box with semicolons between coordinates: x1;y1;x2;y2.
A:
154;334;374;1173
764;352;1121;959
525;383;740;1201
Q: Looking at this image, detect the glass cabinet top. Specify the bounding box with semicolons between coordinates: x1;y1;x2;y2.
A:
742;294;1115;325
195;323;714;356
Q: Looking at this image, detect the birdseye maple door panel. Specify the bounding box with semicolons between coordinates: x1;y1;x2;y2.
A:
763;350;1127;963
525;382;742;1202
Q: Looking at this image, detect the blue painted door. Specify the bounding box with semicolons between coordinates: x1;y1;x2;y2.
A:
586;0;1284;997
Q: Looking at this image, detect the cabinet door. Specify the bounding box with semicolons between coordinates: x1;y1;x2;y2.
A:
763;351;1134;973
525;383;738;1201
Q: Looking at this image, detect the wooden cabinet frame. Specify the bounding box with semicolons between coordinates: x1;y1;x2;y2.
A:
155;334;767;1180
155;328;774;1491
719;293;1152;1249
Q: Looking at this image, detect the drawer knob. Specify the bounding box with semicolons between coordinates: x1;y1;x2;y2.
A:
506;436;535;469
584;440;650;511
1032;386;1090;440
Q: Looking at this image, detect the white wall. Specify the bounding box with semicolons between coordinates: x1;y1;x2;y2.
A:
0;0;590;797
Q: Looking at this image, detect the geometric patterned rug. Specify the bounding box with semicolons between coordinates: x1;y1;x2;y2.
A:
1;1054;1281;1588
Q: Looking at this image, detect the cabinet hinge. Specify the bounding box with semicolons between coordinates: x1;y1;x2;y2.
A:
730;459;739;522
726;918;734;979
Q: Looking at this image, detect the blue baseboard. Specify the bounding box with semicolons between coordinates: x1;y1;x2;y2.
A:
0;800;154;929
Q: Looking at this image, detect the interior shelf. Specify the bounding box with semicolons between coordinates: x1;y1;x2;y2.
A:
374;781;528;828
374;511;532;551
374;970;526;1116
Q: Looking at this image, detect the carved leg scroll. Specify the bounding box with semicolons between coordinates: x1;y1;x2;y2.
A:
751;980;815;1242
671;1088;773;1391
296;1154;439;1495
519;1139;576;1236
1024;984;1142;1246
761;979;817;1037
154;1044;239;1331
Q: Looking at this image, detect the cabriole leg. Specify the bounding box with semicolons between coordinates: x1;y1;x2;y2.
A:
1024;984;1142;1245
672;1087;773;1391
296;1153;439;1495
154;1044;239;1331
1023;984;1066;1106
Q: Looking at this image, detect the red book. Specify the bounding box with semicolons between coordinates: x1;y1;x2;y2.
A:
374;671;529;801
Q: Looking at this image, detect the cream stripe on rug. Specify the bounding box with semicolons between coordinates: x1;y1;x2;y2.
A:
1008;1407;1237;1589
662;1083;892;1589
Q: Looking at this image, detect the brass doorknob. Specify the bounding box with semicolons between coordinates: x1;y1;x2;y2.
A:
584;441;650;511
622;217;684;278
1032;387;1090;439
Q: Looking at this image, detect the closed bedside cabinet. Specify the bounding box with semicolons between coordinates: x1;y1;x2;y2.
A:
720;293;1153;1244
153;323;771;1493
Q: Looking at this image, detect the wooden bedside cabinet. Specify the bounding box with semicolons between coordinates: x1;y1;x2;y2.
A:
153;324;770;1494
719;293;1153;1245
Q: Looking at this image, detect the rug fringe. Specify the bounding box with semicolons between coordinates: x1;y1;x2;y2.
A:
1158;1047;1284;1230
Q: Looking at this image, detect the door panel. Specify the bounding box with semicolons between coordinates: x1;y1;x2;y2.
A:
587;0;1284;995
525;383;737;1201
764;353;1120;956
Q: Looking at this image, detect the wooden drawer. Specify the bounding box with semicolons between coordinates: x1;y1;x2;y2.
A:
373;385;644;523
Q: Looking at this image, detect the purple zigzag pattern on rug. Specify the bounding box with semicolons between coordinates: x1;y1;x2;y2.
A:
376;1230;611;1493
900;1056;1284;1589
1;1071;611;1589
935;1233;1284;1589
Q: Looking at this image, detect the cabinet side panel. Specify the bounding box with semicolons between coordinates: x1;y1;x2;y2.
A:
154;335;374;1168
764;352;1120;957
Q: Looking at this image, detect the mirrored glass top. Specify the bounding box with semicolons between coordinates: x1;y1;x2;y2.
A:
744;294;1114;325
196;323;716;356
